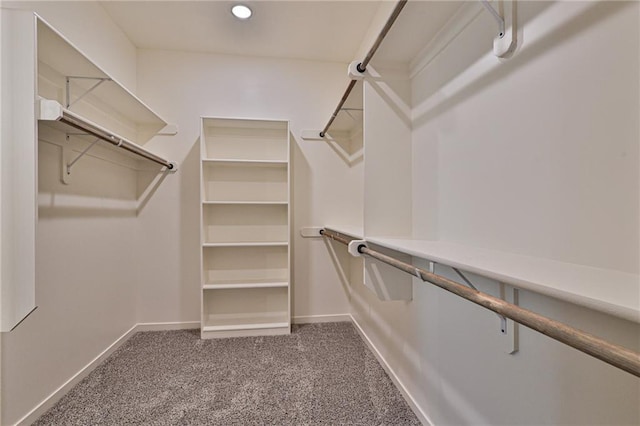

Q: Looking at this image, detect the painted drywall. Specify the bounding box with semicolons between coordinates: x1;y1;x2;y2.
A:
0;3;140;424
349;1;640;425
1;0;137;91
134;49;354;324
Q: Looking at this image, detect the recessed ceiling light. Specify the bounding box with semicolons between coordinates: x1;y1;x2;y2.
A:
231;4;252;20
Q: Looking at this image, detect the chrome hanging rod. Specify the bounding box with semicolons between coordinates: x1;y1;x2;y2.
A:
320;228;640;378
59;112;174;170
37;98;176;170
319;0;408;138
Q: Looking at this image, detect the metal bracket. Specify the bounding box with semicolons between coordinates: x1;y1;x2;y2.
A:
453;268;509;335
65;76;112;109
62;135;102;184
500;283;519;354
480;0;517;58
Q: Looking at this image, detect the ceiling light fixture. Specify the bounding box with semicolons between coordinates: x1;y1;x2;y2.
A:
231;4;252;20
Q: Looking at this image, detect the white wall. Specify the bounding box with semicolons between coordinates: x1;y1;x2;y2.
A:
350;1;640;425
0;3;140;424
134;49;354;324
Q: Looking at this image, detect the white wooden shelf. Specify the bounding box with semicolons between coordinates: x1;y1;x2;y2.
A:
203;281;289;290
202;321;289;332
37;18;168;144
202;158;288;166
203;201;288;206
364;236;640;324
203;242;288;248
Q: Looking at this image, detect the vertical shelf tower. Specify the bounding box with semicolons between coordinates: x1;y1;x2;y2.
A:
200;117;291;338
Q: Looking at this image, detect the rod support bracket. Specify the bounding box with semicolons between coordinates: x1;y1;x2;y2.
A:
167;162;178;172
348;239;367;257
348;61;366;80
480;0;517;58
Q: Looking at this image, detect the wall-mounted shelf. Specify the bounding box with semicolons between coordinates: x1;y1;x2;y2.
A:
200;117;291;339
0;10;176;331
37;17;168;143
325;224;640;324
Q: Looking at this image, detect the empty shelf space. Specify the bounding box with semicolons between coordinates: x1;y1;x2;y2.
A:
202;162;288;203
202;203;288;244
202;118;288;162
202;245;289;285
202;287;289;330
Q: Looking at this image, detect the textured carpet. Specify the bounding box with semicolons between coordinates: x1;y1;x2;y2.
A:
33;322;421;425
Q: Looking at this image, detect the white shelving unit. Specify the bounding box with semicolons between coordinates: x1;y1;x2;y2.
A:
200;117;291;338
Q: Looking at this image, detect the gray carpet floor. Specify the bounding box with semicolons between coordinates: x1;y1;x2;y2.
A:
33;322;421;425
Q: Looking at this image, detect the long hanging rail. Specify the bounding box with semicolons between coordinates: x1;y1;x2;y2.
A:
320;228;640;378
319;0;408;137
39;99;176;170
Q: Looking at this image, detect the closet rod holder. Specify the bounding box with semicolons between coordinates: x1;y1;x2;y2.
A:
39;99;177;172
320;228;640;378
319;0;408;138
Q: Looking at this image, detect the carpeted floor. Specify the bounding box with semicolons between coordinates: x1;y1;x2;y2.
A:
33;322;421;425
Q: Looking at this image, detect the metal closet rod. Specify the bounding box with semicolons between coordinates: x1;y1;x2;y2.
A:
319;0;408;137
320;228;640;378
60;111;174;170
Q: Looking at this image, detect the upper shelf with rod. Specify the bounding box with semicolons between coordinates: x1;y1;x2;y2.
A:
35;15;176;160
302;0;517;141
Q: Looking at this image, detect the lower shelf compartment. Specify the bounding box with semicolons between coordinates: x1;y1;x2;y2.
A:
202;286;289;338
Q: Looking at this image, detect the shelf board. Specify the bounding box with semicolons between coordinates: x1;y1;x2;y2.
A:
203;242;288;248
202;201;288;206
361;236;640;324
202;322;289;332
37;18;167;140
202;158;287;166
203;281;289;290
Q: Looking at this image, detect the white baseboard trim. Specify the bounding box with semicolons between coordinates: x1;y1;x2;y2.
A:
292;313;352;324
349;315;432;426
136;321;200;331
14;321;200;426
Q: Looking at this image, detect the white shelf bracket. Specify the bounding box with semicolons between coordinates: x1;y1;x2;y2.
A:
480;0;517;58
453;268;510;337
62;135;101;184
300;227;323;238
66;76;112;109
500;283;519;354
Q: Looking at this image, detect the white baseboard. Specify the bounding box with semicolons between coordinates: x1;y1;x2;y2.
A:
136;321;200;331
292;313;352;324
349;315;432;426
15;321;199;426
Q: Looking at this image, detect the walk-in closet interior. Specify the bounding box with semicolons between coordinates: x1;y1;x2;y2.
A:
1;0;638;424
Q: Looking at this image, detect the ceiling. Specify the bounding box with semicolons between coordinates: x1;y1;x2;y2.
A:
99;1;383;63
